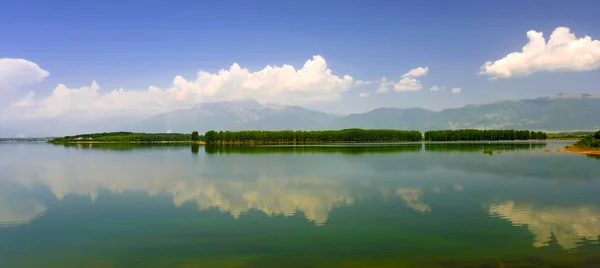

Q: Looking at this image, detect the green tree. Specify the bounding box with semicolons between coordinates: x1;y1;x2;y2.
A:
204;130;218;144
595;130;600;140
191;131;200;141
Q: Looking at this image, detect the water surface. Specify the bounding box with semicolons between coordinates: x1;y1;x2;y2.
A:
1;141;599;267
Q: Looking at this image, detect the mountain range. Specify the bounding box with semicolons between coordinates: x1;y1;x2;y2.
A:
131;93;600;134
2;94;599;137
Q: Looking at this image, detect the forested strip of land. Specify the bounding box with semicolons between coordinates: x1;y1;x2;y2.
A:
423;129;547;141
204;129;423;144
49;128;554;144
547;131;594;139
49;131;203;143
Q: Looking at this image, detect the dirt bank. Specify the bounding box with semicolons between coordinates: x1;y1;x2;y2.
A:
563;145;600;155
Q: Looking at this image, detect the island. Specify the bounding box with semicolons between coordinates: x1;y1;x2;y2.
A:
424;129;547;141
47;129;550;145
204;129;422;143
564;131;600;155
48;131;205;144
203;129;546;144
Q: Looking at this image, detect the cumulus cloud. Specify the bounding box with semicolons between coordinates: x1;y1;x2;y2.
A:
375;66;428;93
375;77;393;93
394;77;422;92
1;56;357;121
0;58;49;92
428;85;460;93
359;92;371;98
480;27;600;79
401;66;428;78
429;85;445;91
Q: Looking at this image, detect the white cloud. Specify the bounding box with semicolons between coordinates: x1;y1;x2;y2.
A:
480;27;600;79
375;66;428;94
355;80;372;86
0;58;49;92
451;87;461;94
12;92;37;107
429;85;445;91
359;92;371;98
401;66;428;78
1;56;357;120
394;77;422;92
375;77;393;93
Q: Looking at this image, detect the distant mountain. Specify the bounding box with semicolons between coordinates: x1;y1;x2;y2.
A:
332;108;435;130
131;100;340;133
420;94;600;131
4;94;597;137
131;94;600;133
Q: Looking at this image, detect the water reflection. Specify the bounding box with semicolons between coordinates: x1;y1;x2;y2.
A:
1;164;444;227
168;176;355;225
488;201;600;250
204;144;423;154
191;144;200;154
0;159;375;226
2;141;600;257
60;143;192;151
424;142;547;152
396;188;430;213
0;194;46;228
55;142;551;156
587;154;600;160
204;142;548;155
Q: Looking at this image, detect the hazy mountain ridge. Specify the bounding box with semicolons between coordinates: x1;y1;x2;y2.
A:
2;94;599;137
130;100;341;133
133;94;600;133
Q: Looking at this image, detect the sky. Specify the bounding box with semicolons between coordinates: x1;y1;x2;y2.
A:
1;0;600;131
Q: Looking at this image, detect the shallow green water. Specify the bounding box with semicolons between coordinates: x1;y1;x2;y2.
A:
1;141;599;267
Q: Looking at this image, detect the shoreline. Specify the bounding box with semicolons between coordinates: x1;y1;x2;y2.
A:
563;145;600;155
51;141;206;145
50;140;549;146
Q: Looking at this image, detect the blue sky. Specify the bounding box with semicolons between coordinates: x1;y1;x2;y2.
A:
1;0;599;121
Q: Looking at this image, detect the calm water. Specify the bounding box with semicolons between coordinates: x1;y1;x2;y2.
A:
1;141;599;267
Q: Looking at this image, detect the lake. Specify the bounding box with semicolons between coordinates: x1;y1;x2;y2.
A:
1;141;599;267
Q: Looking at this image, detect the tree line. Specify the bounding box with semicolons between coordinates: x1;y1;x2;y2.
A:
423;129;547;141
47;128;553;144
204;129;423;144
49;132;204;143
